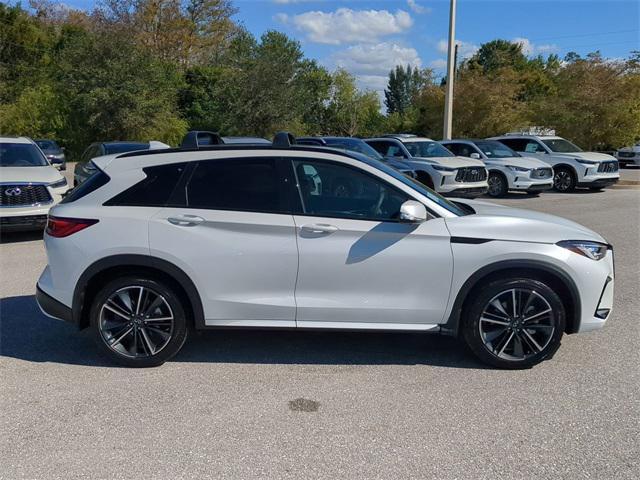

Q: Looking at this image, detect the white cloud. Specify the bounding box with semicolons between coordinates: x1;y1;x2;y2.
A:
273;13;289;24
429;58;447;69
407;0;431;14
289;8;413;45
333;42;421;76
513;37;558;56
436;39;479;58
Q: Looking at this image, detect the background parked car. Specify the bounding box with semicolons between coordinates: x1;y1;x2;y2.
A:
615;142;640;168
365;135;488;197
441;139;553;197
490;133;619;192
35;139;66;170
296;136;417;179
74;140;170;186
0;136;70;231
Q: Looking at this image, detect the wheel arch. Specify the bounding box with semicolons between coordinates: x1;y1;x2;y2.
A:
441;260;581;337
73;254;205;330
553;163;577;176
415;169;434;189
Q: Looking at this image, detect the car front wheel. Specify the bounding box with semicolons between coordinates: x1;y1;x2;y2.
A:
462;278;565;369
553;168;576;192
89;276;189;367
487;172;508;197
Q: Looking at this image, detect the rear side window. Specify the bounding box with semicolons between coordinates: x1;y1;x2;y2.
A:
184;158;288;213
61;170;110;204
497;138;527;151
104;163;187;207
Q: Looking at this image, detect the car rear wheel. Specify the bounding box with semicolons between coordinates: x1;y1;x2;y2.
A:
553;168;576;192
462;278;565;369
487;172;508;197
90;276;188;367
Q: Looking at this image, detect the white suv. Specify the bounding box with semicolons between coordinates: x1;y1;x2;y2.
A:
1;137;70;231
441;139;553;197
365;135;488;197
490;134;619;192
615;142;640;168
36;134;614;369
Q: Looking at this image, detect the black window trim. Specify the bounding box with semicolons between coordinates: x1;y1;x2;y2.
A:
287;156;438;223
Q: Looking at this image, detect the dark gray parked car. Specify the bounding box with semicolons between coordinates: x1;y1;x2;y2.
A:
35;139;66;171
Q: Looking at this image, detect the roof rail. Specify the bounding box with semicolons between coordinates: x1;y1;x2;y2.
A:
180;131;224;149
273;132;296;147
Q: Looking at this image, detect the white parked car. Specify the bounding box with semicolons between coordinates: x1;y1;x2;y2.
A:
441;139;553;197
365;135;488;197
490;134;619;192
0;137;70;231
615;142;640;167
36;134;614;369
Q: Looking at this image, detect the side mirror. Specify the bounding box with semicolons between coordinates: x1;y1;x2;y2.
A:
470;152;481;159
399;200;428;223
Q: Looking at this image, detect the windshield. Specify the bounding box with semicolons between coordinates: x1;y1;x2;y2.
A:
542;138;582;153
0;143;49;167
324;138;384;161
35;140;59;151
475;141;520;158
104;143;149;154
404;141;454;158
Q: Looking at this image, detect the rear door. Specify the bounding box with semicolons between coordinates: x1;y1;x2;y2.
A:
149;156;299;327
289;156;453;329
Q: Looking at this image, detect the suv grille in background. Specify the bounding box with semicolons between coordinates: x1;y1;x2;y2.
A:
617;151;635;158
455;167;487;183
0;184;52;207
532;168;552;179
598;161;618;173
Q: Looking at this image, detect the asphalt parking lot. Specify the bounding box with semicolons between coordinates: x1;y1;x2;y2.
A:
1;170;639;479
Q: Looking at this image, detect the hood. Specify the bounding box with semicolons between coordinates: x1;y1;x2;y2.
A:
484;156;551;169
412;156;486;168
445;198;606;244
0;165;65;184
553;151;616;162
384;157;413;170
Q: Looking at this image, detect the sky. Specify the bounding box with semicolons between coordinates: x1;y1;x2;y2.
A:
36;0;640;95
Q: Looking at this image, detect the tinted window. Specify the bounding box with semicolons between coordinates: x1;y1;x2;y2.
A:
496;138;527;151
35;140;59;150
293;159;410;222
523;140;547;153
105;163;187;207
475;141;519;158
323;138;383;161
0;143;48;167
444;143;475;157
104;143;149;155
61;170;110;204
185;158;287;213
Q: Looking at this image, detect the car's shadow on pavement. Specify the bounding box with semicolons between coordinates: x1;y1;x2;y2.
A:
0;231;44;244
1;295;486;369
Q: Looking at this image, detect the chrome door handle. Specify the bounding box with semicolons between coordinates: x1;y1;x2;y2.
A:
300;223;339;234
167;214;205;226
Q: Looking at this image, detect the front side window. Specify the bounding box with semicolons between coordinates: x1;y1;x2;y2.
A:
0;143;49;167
185;158;288;213
542;138;582;153
523;140;547;154
404;141;454;158
292;159;410;222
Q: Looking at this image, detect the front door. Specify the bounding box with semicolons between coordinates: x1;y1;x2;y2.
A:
289;157;453;329
149;156;298;327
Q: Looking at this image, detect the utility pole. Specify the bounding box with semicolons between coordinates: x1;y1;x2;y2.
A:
442;0;457;140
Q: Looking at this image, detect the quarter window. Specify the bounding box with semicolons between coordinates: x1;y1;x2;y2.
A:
185;158;288;213
105;163;187;207
292;159;410;222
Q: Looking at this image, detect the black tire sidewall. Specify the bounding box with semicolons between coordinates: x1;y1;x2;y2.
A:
89;276;188;367
462;278;565;369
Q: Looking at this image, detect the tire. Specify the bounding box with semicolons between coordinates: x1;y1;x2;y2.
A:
462;277;565;369
89;276;189;367
553;167;576;192
487;171;508;197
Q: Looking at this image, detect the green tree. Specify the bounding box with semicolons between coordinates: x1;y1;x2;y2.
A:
466;39;528;73
384;65;428;115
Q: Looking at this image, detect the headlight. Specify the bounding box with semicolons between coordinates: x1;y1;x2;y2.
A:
48;178;68;189
557;240;609;261
506;165;533;172
432;165;456;172
576;158;598;165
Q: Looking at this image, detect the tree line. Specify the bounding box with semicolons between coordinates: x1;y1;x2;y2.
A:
1;1;638;161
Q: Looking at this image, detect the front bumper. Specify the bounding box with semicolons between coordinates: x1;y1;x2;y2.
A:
36;284;74;323
442;186;488;198
577;177;619;188
0;214;48;232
